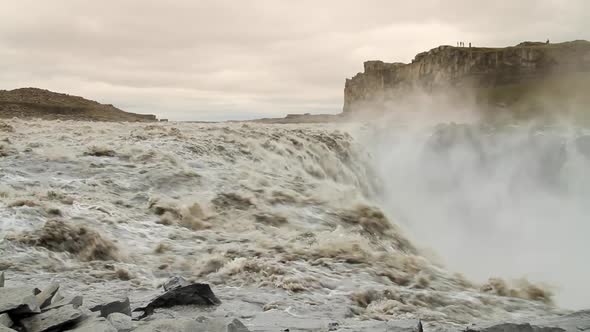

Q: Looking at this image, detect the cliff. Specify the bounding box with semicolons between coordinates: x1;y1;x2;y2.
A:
343;40;590;118
0;88;157;122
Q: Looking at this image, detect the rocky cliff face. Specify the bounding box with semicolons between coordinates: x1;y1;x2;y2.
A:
343;40;590;114
0;88;157;122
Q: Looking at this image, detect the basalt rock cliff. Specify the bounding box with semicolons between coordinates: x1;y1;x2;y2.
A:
0;88;157;122
343;40;590;119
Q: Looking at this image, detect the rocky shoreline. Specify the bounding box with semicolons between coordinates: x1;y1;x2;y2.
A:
1;272;589;332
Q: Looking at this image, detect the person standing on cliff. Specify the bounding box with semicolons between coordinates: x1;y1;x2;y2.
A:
469;42;471;48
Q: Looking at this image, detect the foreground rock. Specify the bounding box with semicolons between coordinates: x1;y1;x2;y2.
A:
0;287;41;315
20;305;83;332
35;283;60;309
134;282;221;319
0;314;13;328
107;313;134;332
134;319;203;332
65;317;117;332
86;295;131;318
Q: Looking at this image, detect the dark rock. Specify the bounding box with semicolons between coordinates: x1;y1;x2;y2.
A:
43;295;83;312
36;282;60;309
134;283;220;319
86;295;131;318
0;287;41;315
162;276;189;291
0;313;13;328
227;318;250;332
65;317;117;332
107;313;134;332
328;322;339;331
20;304;83;332
0;272;4;287
134;319;204;332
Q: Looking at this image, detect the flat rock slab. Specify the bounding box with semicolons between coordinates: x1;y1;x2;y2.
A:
21;304;83;332
65;317;117;332
43;295;84;312
0;287;40;315
107;312;134;332
86;295;131;317
135;283;220;319
36;282;60;309
134;319;205;332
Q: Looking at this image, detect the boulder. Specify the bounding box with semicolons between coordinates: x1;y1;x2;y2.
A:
0;314;13;328
134;319;204;332
0;287;41;315
0;326;17;332
227;318;250;332
65;317;117;332
86;295;131;317
107;312;134;332
35;282;60;309
162;276;189;291
20;304;83;332
134;283;220;319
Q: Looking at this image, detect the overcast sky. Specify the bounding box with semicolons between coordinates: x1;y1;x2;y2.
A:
1;1;587;121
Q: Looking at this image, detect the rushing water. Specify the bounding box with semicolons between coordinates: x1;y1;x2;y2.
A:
0;118;586;330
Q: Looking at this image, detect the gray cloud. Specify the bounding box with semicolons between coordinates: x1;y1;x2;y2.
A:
0;0;588;120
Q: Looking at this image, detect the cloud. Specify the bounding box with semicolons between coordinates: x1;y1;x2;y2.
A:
0;0;588;120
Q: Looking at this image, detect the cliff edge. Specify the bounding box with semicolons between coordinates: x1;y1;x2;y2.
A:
0;88;157;122
343;40;590;119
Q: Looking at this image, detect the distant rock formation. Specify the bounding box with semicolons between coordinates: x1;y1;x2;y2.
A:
0;88;157;122
343;40;590;117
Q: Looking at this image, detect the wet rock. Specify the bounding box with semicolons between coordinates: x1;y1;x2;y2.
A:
36;282;60;309
0;313;13;328
134;319;204;332
107;313;134;332
227;318;250;332
66;317;117;332
134;283;220;319
0;287;41;315
20;304;83;332
44;295;83;312
162;276;189;291
86;295;131;317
